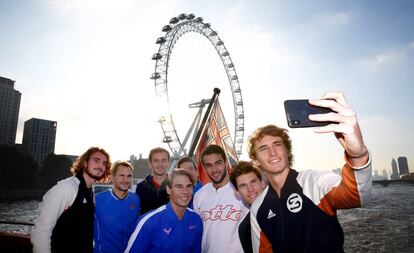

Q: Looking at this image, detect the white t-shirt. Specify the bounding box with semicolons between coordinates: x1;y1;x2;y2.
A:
193;181;249;253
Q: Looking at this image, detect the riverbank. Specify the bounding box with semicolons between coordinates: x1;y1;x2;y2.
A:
372;179;414;187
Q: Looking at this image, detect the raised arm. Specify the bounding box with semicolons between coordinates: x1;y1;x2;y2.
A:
308;91;369;167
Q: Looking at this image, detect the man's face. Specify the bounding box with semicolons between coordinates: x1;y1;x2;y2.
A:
203;153;228;186
84;151;108;180
236;172;265;205
167;174;193;208
253;135;290;176
149;151;169;177
113;165;132;192
179;161;198;183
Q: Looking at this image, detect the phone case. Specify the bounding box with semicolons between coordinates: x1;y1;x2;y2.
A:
284;99;334;128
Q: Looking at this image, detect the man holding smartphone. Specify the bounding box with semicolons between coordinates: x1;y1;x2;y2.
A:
247;91;371;252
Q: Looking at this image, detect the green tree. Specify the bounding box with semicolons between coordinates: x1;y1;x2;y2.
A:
0;144;38;190
38;154;72;190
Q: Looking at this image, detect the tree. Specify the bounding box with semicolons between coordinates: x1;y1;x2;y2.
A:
37;154;72;190
0;144;38;190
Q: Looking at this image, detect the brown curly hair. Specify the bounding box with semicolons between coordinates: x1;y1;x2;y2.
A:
247;124;294;167
70;147;111;183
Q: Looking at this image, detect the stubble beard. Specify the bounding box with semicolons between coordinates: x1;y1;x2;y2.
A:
85;167;102;180
209;167;227;185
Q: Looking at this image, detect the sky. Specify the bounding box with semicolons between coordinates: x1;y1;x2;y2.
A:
1;0;413;175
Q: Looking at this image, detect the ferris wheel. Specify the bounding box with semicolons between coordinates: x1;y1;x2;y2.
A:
151;13;244;159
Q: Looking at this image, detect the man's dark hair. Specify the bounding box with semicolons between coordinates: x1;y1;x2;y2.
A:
201;144;227;165
177;156;196;169
230;161;262;190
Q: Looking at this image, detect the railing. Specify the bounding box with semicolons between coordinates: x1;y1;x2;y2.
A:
0;221;33;253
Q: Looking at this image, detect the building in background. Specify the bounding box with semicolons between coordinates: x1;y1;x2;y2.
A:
22;118;57;164
390;158;400;180
0;76;21;145
397;156;409;176
372;170;388;181
129;154;150;180
382;169;389;180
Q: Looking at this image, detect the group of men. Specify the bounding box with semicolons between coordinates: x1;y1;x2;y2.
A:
31;92;372;253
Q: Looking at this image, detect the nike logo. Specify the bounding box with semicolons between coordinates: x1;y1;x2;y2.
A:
189;225;196;229
267;209;276;219
163;227;172;235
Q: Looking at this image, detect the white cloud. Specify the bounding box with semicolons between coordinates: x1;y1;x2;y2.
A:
360;51;400;67
356;41;414;68
48;0;139;17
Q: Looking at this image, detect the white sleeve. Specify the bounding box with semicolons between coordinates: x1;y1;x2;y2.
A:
31;179;77;253
192;190;201;214
250;186;269;253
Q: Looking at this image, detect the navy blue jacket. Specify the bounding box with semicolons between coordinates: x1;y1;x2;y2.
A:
135;175;169;215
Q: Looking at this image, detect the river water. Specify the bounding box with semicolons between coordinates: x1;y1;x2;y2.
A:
0;184;413;252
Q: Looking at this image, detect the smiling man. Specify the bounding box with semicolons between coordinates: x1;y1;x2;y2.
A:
125;168;202;253
135;147;170;214
31;147;111;253
94;161;140;253
193;144;249;253
248;92;372;252
230;161;267;253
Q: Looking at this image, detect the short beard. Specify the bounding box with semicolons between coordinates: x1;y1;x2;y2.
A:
85;168;102;180
209;167;227;185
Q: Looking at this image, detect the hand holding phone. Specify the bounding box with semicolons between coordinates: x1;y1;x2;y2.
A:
284;99;335;128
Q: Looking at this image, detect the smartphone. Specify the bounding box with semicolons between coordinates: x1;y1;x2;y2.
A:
284;99;335;128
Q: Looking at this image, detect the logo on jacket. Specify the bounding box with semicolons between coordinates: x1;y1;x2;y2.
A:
130;203;135;210
189;224;197;230
200;205;244;221
267;209;276;219
287;193;302;213
163;227;172;235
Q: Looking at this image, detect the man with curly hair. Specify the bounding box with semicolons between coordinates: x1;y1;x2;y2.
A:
248;92;371;252
32;147;111;253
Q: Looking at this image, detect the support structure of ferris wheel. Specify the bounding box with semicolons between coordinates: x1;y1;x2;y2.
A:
151;13;245;159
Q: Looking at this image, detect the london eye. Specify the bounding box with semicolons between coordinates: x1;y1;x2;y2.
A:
151;13;244;160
